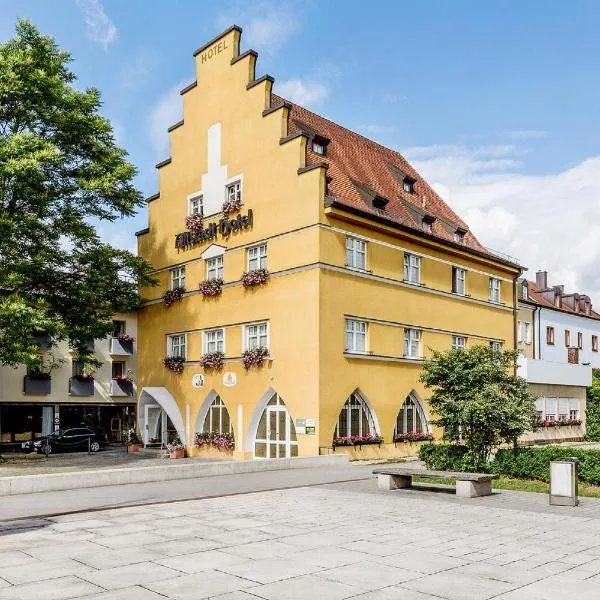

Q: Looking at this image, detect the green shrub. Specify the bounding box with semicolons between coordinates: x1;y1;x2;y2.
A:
491;446;600;485
418;443;469;470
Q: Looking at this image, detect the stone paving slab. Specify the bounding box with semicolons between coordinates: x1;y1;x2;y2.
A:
1;482;600;599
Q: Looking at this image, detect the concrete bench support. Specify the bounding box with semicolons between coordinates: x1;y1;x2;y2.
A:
378;473;412;490
456;479;492;498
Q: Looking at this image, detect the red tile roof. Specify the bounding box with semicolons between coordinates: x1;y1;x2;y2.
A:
525;280;600;320
273;94;489;255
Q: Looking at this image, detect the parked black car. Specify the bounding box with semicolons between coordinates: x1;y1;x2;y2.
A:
22;427;108;454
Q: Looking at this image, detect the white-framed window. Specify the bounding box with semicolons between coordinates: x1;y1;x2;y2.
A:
247;244;267;271
523;322;531;344
547;326;555;345
395;395;429;435
335;392;376;438
452;335;466;350
170;266;185;290
189;194;203;216
312;141;325;155
345;237;367;270
403;179;414;193
245;321;269;350
404;253;420;284
345;319;367;353
489;277;501;303
593;335;598;352
206;256;223;280
517;321;523;343
168;334;186;359
404;328;421;359
453;267;466;295
226;180;241;204
203;395;233;435
453;231;465;243
490;341;502;352
204;328;224;354
536;398;580;422
422;220;432;234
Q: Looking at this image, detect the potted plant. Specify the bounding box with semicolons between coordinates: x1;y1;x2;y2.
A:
127;428;141;453
164;355;185;374
241;268;270;288
242;346;269;369
199;351;225;370
185;213;203;233
199;278;223;297
163;287;186;307
222;197;242;215
167;436;185;459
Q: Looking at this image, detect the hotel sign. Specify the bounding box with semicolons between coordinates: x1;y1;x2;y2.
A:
175;210;253;250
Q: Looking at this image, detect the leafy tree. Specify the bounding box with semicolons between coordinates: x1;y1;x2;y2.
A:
420;345;536;469
585;370;600;441
0;19;154;369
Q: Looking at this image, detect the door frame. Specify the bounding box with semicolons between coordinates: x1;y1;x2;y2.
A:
144;403;164;446
254;401;298;459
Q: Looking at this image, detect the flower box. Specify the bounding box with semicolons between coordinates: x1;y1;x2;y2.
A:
110;379;134;396
116;333;135;343
169;448;186;459
110;337;134;355
194;431;235;451
185;214;203;233
222;197;242;215
164;356;185;374
199;351;225;370
242;269;270;288
163;287;185;307
393;432;434;443
23;375;51;395
199;279;223;297
332;434;384;448
127;444;140;453
69;377;95;396
242;346;269;369
536;419;582;428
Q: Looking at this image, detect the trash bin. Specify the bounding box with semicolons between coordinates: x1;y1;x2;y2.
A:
549;458;579;506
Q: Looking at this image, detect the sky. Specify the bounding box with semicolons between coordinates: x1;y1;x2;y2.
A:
2;0;600;296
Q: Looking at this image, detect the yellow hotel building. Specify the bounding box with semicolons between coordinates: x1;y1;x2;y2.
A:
136;26;522;460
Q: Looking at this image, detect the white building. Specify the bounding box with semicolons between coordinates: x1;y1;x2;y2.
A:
517;271;598;443
0;314;137;449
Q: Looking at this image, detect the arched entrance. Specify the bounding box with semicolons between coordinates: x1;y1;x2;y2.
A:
138;387;186;447
252;391;298;458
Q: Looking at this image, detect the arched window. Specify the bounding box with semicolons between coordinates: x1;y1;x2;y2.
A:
336;391;376;437
395;394;429;435
203;395;233;436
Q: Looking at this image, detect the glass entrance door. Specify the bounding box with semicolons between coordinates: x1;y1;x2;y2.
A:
254;393;298;458
144;404;163;446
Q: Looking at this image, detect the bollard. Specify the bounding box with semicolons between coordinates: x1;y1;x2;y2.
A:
549;458;579;506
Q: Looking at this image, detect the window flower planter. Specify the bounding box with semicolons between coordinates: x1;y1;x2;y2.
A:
185;214;203;233
332;434;383;448
242;346;269;369
199;351;225;370
69;376;95;396
222;197;242;215
163;287;185;307
536;419;582;428
110;337;134;355
393;432;434;443
164;355;185;374
194;431;235;451
116;333;135;343
242;269;270;288
23;374;51;395
110;378;134;396
199;278;223;297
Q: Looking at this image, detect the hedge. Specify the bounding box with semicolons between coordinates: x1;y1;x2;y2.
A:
419;443;600;486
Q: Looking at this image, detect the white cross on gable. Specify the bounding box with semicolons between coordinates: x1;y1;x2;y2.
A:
187;122;242;218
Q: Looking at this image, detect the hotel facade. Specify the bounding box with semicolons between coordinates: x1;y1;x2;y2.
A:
136;26;522;460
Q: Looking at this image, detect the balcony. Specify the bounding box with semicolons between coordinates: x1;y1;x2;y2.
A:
110;337;134;356
69;377;95;396
518;355;591;387
110;379;134;397
23;376;51;395
33;333;52;350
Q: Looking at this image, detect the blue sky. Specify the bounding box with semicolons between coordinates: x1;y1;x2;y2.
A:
2;1;600;295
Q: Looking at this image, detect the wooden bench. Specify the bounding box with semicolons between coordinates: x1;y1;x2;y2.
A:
372;467;499;498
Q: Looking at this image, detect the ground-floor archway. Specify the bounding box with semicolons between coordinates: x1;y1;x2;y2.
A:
250;390;298;459
138;387;186;446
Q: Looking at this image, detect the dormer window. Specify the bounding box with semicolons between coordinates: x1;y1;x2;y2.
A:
453;228;467;243
373;195;388;210
422;215;435;234
311;135;329;156
403;177;415;193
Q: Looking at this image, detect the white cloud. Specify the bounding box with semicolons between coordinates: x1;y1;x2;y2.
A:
76;0;117;50
148;80;186;158
277;79;329;107
403;143;600;298
216;2;299;55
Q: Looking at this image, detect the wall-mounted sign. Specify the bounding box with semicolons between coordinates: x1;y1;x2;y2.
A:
296;418;306;435
223;372;237;387
192;374;204;388
175;210;253;249
305;418;316;435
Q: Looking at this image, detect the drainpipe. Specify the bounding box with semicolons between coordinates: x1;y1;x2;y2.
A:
532;304;539;359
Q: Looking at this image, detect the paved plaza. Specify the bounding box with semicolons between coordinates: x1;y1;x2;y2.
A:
2;478;600;599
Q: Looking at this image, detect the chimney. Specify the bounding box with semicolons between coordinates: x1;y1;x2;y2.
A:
536;271;548;290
